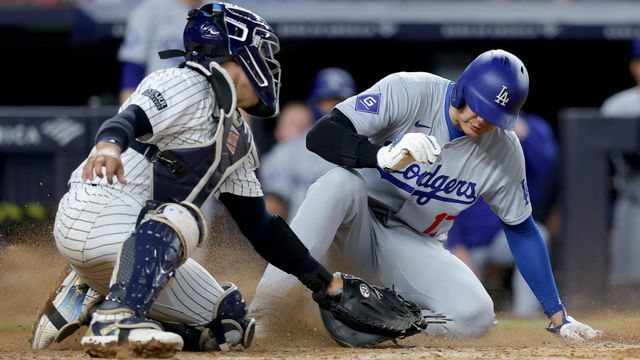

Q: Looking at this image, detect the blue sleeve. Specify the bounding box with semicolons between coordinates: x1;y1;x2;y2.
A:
502;215;563;318
120;62;146;91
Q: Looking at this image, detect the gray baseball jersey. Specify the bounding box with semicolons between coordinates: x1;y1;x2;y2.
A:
251;72;531;337
118;0;197;74
336;72;531;237
601;87;640;282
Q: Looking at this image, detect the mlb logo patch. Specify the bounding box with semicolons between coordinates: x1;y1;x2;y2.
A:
142;88;168;110
355;93;381;114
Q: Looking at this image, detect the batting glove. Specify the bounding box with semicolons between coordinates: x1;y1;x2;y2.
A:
377;133;441;171
546;314;602;341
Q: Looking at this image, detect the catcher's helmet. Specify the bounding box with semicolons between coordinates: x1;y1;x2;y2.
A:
450;49;529;130
183;3;281;117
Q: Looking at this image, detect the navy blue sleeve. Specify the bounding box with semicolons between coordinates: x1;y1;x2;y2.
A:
502;215;563;318
95;105;152;151
120;62;146;91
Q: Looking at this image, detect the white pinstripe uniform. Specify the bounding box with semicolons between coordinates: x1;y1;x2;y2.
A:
55;66;261;326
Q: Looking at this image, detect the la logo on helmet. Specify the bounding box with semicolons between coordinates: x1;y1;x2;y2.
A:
495;85;510;106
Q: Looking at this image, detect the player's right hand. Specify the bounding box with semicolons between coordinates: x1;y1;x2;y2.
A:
82;141;127;185
376;133;441;171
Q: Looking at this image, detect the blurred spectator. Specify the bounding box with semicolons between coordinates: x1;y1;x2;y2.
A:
273;102;314;143
447;112;558;318
259;68;356;220
600;38;640;284
308;67;356;121
118;0;202;103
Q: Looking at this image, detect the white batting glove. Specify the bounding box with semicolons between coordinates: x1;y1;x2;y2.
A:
376;133;441;171
547;315;603;341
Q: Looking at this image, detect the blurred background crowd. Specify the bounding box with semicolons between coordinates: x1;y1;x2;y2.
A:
1;0;640;315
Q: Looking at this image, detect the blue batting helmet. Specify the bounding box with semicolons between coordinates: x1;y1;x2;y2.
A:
309;68;356;101
308;67;356;120
450;50;529;130
183;3;281;117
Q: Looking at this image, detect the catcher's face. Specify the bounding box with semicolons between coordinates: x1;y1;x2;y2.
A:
450;105;496;137
221;60;260;110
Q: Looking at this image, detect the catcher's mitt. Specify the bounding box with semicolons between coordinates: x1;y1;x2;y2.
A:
314;273;427;347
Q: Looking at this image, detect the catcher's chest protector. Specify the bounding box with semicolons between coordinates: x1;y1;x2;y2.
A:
132;63;254;207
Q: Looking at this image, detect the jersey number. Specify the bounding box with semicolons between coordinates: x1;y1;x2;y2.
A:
423;212;455;237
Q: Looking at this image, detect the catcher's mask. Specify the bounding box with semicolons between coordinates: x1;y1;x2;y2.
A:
169;2;281;118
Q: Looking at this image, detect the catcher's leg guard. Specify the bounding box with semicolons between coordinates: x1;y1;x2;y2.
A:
161;282;256;352
105;202;202;315
199;282;256;351
81;203;201;357
32;265;104;350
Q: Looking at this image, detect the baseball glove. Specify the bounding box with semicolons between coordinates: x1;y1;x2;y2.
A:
314;273;427;347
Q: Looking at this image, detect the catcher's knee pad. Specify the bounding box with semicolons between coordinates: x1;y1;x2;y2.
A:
148;201;207;260
107;204;195;315
200;282;255;351
32;266;104;349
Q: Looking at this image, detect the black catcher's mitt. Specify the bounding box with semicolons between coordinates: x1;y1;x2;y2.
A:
314;273;427;347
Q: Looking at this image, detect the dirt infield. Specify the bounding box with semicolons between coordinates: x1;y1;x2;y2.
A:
1;220;640;359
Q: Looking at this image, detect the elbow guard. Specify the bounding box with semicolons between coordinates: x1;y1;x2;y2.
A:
95;104;151;151
307;109;380;168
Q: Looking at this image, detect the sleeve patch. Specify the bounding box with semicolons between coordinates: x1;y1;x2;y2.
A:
355;93;381;114
142;88;168;110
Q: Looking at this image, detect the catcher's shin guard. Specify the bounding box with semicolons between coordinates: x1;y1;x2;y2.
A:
32;265;103;349
161;282;256;352
200;282;256;351
105;202;201;316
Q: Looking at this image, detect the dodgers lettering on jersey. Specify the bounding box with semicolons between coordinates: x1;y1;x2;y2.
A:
377;164;478;206
336;72;531;237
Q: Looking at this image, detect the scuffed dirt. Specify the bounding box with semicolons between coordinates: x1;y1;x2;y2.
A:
1;217;640;359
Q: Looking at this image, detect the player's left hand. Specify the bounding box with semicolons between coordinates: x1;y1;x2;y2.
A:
82;141;127;185
546;315;602;341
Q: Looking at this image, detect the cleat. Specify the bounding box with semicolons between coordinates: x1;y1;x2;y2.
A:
32;265;103;350
81;308;183;358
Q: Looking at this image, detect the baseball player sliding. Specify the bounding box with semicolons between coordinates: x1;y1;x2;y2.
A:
32;3;426;357
250;50;602;345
